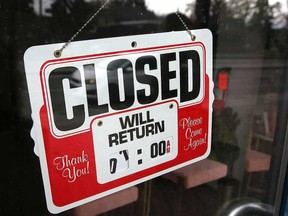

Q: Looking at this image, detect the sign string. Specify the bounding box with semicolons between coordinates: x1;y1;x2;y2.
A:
175;12;196;41
54;1;196;58
54;0;112;58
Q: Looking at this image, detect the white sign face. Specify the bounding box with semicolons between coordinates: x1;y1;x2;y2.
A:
92;101;178;184
40;42;205;138
24;29;213;214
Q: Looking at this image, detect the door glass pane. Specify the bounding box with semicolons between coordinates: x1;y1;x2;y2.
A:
1;0;288;215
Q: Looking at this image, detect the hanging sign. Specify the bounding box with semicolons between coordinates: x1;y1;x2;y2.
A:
24;29;213;213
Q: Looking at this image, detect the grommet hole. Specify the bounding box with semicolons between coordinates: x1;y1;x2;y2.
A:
54;50;62;58
131;41;137;48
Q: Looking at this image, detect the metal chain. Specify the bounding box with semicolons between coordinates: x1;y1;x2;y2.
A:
54;0;112;58
54;2;195;58
175;12;196;41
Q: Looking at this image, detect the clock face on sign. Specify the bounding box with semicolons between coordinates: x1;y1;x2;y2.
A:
92;101;178;184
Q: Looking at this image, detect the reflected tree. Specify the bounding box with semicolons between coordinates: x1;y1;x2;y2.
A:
185;0;287;56
195;0;211;28
185;0;211;28
114;0;146;7
107;0;155;22
50;0;101;41
249;0;273;49
95;0;158;37
0;0;34;13
49;0;154;40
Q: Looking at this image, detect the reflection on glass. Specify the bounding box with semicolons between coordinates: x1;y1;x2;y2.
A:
1;0;288;215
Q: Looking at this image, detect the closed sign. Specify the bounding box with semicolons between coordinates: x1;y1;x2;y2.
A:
24;29;213;213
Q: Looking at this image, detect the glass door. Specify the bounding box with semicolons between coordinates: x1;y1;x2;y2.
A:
1;0;288;215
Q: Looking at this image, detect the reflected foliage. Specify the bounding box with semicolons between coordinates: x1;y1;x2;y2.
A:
186;0;288;57
0;0;288;215
213;107;241;146
0;0;34;13
50;0;100;41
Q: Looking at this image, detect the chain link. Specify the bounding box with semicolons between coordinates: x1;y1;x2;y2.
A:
175;12;196;41
54;2;195;58
55;0;112;58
